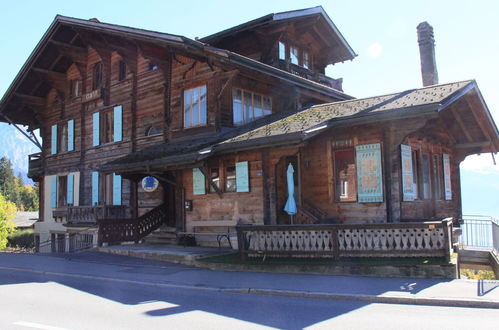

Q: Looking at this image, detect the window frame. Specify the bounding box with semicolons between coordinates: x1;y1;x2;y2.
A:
70;79;81;98
92;62;103;90
277;40;311;69
232;88;272;126
183;85;207;128
57;175;68;208
100;108;114;144
118;60;127;82
333;147;357;202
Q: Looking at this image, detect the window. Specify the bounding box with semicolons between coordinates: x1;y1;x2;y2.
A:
92;172;122;205
290;46;299;65
145;126;160;136
433;154;442;200
209;168;220;193
225;165;236;192
92;62;103;90
184;86;207;128
57;175;68;207
232;89;271;125
421;154;431;199
92;105;122;146
101;109;114;144
70;79;80;97
51;120;74;155
334;149;357;202
411;150;419;199
279;41;286;60
118;60;127;81
149;62;158;71
277;41;311;69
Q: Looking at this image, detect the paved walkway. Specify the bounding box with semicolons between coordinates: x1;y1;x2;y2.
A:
1;250;498;309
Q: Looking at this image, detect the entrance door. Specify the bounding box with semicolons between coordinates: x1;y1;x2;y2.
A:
275;155;300;225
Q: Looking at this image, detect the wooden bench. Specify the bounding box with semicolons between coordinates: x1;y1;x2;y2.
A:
176;221;236;249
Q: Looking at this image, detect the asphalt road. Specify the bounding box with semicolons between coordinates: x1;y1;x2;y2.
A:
0;253;498;329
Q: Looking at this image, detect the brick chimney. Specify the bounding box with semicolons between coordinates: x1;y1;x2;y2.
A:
417;22;439;86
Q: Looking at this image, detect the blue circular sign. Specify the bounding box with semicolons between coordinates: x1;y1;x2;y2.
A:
142;176;159;192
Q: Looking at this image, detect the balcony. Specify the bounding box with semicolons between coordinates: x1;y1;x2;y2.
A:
28;152;43;179
277;60;343;91
66;205;129;227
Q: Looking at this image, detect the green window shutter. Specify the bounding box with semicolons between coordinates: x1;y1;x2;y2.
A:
401;144;415;201
113;105;122;142
92;112;100;146
68;119;74;151
67;174;74;205
442;153;452;200
356;143;383;203
236;161;249;192
51;124;58;154
51;176;57;208
113;173;122;205
192;168;205;195
92;171;99;205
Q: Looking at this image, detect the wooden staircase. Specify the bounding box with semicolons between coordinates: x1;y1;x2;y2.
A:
143;225;178;245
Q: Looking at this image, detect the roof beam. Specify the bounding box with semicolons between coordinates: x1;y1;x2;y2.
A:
455;141;491;149
13;93;46;107
451;108;473;142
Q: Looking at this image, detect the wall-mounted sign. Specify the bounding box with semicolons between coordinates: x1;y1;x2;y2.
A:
142;176;159;192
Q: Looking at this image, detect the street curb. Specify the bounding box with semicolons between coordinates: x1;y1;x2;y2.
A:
1;265;498;309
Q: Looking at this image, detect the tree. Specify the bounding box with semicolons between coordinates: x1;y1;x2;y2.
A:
0;157;16;202
0;156;38;211
0;194;16;249
19;184;39;211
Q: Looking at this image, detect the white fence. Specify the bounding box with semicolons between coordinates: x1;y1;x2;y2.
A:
459;215;498;250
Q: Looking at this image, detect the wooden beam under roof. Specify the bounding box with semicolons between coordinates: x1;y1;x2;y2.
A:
451;107;473;143
465;96;499;152
13;93;46;107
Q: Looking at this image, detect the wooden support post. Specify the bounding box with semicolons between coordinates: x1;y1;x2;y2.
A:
332;228;340;260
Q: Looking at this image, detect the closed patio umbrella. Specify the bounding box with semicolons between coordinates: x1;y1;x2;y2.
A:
283;163;297;223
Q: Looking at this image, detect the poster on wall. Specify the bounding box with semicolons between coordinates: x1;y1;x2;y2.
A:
442;153;452;200
356;143;383;203
401;144;415;201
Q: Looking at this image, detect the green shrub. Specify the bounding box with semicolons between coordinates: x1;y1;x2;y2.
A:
8;229;35;249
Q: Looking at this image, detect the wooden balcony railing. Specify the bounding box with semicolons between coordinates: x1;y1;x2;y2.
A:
67;205;129;226
236;219;453;261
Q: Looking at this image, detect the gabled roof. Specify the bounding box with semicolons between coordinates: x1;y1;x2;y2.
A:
200;6;356;64
102;80;499;174
0;13;352;128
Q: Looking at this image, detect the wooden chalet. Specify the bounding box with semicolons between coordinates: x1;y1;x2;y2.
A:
0;7;497;256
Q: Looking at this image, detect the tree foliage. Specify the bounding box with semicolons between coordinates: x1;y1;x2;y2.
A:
0;194;17;249
0;156;38;211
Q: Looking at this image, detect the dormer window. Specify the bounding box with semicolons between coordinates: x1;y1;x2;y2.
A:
278;41;311;70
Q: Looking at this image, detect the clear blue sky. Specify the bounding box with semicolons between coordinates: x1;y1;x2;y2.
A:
1;0;498;217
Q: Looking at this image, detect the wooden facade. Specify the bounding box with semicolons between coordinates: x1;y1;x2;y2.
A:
1;7;498;250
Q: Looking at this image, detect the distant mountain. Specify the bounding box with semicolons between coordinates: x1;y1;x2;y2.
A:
0;123;40;184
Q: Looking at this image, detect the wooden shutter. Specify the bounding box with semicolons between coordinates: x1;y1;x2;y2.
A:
68;119;74;151
92;171;99;205
113;105;122;142
51;124;58;154
442;153;452;200
236;161;250;192
356;143;383;203
113;173;122;205
51;176;57;208
401;144;415;201
92;112;100;146
192;168;205;195
67;174;74;205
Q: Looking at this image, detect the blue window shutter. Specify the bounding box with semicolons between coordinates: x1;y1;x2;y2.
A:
356;143;384;203
51;125;58;154
443;154;452;200
92;172;99;205
401;144;415;201
92;112;100;146
51;176;57;208
67;174;74;205
68;119;74;151
114;105;122;142
236;161;249;192
113;173;122;205
192;168;205;195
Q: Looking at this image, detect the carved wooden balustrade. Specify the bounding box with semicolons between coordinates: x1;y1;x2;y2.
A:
236;219;453;261
67;205;129;226
98;204;167;245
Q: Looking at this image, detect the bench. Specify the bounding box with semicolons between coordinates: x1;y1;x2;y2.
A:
176;221;236;249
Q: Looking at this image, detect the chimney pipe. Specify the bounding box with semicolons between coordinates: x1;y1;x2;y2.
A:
417;22;439;86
